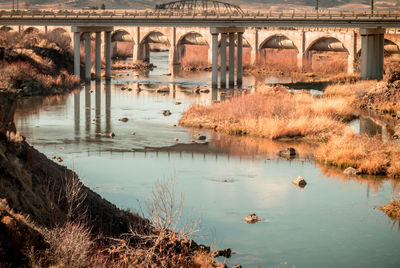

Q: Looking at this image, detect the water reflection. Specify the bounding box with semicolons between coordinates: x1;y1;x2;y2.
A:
85;83;91;135
105;83;111;134
74;91;80;136
95;82;101;134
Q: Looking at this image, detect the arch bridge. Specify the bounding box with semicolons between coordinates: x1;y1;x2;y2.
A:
1;0;400;86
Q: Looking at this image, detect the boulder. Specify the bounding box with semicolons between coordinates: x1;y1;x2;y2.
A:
292;176;307;187
174;101;181;105
108;132;115;138
343;167;360;176
163;110;172;116
193;134;206;141
211;248;232;258
245;213;261;224
118;117;129;122
56;156;63;163
277;147;296;158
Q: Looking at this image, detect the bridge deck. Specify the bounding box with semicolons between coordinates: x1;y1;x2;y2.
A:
1;9;400;28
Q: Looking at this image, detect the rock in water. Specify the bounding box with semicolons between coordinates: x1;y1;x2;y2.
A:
211;248;232;258
193;134;206;140
118;117;128;122
163;110;172;116
277;147;296;158
245;213;261;223
108;132;115;138
343;167;360;176
292;176;307;187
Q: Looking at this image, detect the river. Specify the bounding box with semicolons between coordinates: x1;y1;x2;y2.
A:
14;51;400;268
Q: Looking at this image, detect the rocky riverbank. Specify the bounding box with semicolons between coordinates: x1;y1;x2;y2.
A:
0;30;80;96
0;90;231;267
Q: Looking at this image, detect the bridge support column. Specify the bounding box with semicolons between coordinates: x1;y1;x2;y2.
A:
228;33;235;88
211;32;219;89
72;26;113;82
347;31;357;74
250;29;258;65
84;32;91;83
360;28;385;80
95;32;101;81
104;31;112;80
73;32;80;78
220;33;227;88
211;27;245;89
237;32;243;87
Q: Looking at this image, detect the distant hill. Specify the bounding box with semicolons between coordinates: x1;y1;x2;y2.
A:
0;0;398;10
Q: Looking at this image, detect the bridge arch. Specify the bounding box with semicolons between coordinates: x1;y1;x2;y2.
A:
23;27;39;35
51;27;67;35
305;36;350;73
138;31;171;63
0;26;13;32
259;34;299;51
176;31;209;66
257;34;299;71
111;29;134;59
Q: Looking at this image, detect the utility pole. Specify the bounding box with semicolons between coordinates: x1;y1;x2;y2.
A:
315;0;319;12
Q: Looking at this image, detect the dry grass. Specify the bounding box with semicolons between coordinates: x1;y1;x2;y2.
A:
323;63;400;116
247;49;299;74
315;131;400;177
379;196;400;220
181;45;210;69
311;52;348;74
0;61;80;95
180;85;354;140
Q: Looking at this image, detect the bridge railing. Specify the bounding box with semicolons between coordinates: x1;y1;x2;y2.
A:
0;9;400;20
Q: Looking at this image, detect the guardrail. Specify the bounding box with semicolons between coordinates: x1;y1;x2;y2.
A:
0;9;400;20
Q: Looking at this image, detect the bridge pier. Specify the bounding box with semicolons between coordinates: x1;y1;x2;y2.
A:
229;33;235;87
73;32;80;77
104;31;112;80
95;32;102;81
237;32;243;87
84;32;91;83
360;28;385;80
72;26;114;81
210;27;245;89
211;32;219;88
220;33;227;88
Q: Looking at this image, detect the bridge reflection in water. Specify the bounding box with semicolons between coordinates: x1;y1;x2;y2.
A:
73;81;232;139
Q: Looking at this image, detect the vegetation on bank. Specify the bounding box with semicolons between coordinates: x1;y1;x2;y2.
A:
180;65;400;180
315;131;400;178
324;63;400;117
180;85;353;140
0;29;80;96
0;135;219;267
379;197;400;220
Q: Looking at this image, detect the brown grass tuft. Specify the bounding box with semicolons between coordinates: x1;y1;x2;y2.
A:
379;197;400;220
180;86;354;140
315;131;400;177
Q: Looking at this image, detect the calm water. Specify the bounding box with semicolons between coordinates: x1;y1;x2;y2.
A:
15;52;400;268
